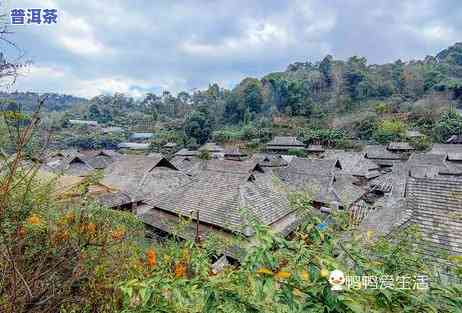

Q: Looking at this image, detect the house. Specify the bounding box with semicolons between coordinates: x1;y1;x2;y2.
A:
224;148;248;161
34;169;135;210
305;145;325;154
174;148;199;157
387;142;415;152
364;145;407;167
404;177;462;269
42;150;122;176
446;135;462;144
101;155;189;211
405;130;424;139
199;142;224;153
170;156;202;174
266;136;305;154
139;169;299;259
163;142;178;149
69;119;98;126
324;151;380;181
430;144;462;155
252;154;289;168
117;142;150;150
101;126;124;134
272;157;366;209
129;132;154;141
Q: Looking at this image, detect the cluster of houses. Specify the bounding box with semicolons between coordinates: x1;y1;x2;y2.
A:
26;135;462;271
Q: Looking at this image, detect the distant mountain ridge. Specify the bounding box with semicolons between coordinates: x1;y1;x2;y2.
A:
0;91;88;112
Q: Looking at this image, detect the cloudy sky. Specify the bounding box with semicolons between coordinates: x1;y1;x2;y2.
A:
2;0;461;98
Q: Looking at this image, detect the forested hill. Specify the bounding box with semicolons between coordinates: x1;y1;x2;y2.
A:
0;91;88;112
245;41;462;119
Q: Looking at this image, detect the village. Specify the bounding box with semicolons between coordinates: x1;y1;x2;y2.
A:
29;131;462;272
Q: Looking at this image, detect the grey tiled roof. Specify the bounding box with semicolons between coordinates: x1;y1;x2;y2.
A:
175;148;199;157
267;136;304;147
170;156;202;174
102;155;181;200
406;177;462;261
430;144;462;155
306;145;325;152
387;142;415;151
199;142;224;152
252;154;289;167
145;171;292;236
324;151;378;178
364;145;403;160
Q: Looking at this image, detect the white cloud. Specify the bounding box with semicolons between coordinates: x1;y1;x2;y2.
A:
59;35;105;55
180;20;291;58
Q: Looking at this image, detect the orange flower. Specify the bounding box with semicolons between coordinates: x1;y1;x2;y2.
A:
27;214;42;226
110;227;125;241
275;271;291;280
174;262;187;278
146;248;157;268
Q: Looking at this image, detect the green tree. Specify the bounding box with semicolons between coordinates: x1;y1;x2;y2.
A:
434;110;462;142
184;110;211;144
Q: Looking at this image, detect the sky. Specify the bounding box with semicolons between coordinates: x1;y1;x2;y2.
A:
1;0;461;99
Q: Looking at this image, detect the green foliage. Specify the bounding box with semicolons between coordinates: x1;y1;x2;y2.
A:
373;118;407;144
434;110;462;142
354;114;378;140
298;128;346;148
409;135;431;151
184;111;211;145
198;150;211;160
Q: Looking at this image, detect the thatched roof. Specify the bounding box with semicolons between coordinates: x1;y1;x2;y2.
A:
143;171;292;236
406;177;462;263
